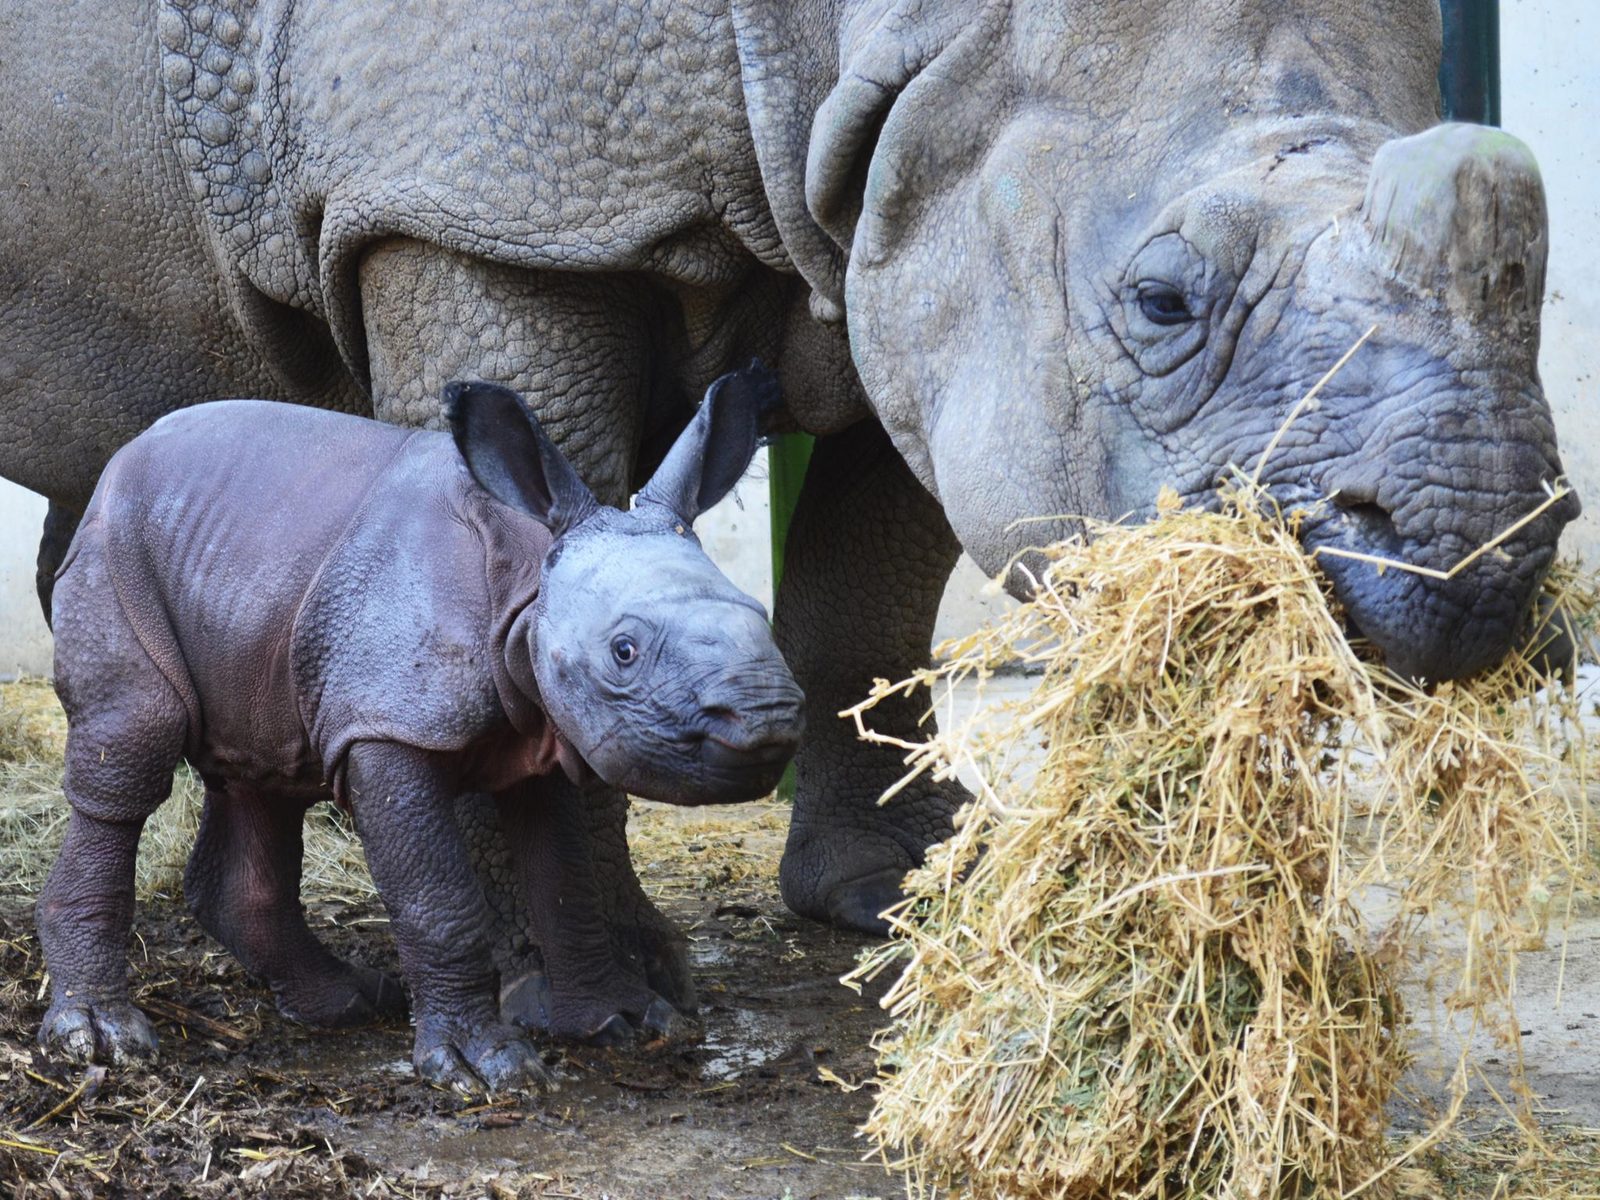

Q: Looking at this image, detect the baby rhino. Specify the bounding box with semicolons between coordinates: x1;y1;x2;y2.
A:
36;364;803;1093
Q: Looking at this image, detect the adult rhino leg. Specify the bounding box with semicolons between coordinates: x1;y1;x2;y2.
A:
457;786;693;1040
451;795;552;1029
775;419;966;934
184;786;405;1027
35;501;82;627
357;239;693;1027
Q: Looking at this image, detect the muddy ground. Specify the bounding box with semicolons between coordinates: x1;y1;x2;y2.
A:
0;802;899;1199
4;674;1600;1199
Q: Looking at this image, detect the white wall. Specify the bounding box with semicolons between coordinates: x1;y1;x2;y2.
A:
1503;0;1599;567
692;450;1014;649
2;1;1594;669
0;481;52;678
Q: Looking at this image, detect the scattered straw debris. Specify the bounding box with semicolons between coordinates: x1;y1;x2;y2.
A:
844;484;1599;1200
1393;1124;1600;1199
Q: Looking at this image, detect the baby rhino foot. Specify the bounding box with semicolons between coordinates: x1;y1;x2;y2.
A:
499;967;693;1047
274;963;408;1028
413;1013;550;1095
41;997;158;1066
550;985;694;1049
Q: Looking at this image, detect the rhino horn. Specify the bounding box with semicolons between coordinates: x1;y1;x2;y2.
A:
1360;123;1547;320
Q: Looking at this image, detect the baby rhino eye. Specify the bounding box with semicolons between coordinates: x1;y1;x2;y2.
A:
611;635;639;665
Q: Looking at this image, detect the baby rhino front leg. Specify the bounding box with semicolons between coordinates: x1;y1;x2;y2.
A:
345;742;548;1094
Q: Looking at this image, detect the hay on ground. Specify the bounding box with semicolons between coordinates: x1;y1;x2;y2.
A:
0;678;370;902
845;483;1598;1200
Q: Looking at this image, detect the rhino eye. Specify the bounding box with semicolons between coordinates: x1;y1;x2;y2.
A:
611;635;639;665
1136;282;1193;326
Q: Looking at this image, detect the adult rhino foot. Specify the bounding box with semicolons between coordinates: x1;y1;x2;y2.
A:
413;1013;550;1095
824;867;915;936
568;993;695;1047
40;997;158;1066
275;963;407;1028
582;995;695;1046
780;777;966;935
468;786;698;1032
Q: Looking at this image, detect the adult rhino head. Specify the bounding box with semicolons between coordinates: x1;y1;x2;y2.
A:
741;0;1577;682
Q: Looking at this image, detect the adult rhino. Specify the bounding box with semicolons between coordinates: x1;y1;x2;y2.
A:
0;0;1576;1034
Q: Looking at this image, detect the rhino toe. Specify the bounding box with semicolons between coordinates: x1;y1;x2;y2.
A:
471;1034;551;1093
41;999;158;1066
416;1040;483;1094
414;1018;550;1096
639;996;694;1042
822;867;911;936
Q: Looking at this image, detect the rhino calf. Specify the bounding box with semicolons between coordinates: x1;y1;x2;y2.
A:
35;364;803;1093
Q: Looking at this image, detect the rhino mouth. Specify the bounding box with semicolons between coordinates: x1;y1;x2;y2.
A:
685;720;801;799
1294;497;1574;683
702;734;799;770
1095;479;1574;685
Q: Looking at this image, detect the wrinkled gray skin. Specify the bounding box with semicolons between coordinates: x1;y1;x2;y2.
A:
0;0;1576;978
36;368;803;1093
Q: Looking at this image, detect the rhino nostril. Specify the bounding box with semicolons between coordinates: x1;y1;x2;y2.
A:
1331;479;1393;521
1325;481;1403;555
1337;499;1391;525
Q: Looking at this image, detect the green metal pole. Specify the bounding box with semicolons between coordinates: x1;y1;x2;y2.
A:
1439;0;1501;126
768;432;814;801
768;433;815;596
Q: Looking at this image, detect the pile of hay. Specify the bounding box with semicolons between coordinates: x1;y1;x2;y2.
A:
845;485;1597;1200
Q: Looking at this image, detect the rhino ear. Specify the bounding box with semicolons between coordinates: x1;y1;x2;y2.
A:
636;361;781;525
443;381;599;536
733;2;958;321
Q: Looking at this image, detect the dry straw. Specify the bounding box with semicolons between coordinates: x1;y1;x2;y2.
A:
843;483;1598;1200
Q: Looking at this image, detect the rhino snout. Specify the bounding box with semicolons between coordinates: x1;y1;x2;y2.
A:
1301;451;1578;683
684;676;806;789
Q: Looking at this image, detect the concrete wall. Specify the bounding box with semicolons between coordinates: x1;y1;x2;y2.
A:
0;483;51;679
1503;0;1599;566
1;0;1594;669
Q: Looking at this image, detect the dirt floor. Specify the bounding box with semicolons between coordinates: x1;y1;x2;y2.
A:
0;800;900;1199
3;678;1600;1198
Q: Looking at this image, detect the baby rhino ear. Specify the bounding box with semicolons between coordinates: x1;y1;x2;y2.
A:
636;360;782;525
443;381;598;536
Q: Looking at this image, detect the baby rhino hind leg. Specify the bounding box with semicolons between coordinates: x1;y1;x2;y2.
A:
184;787;406;1027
